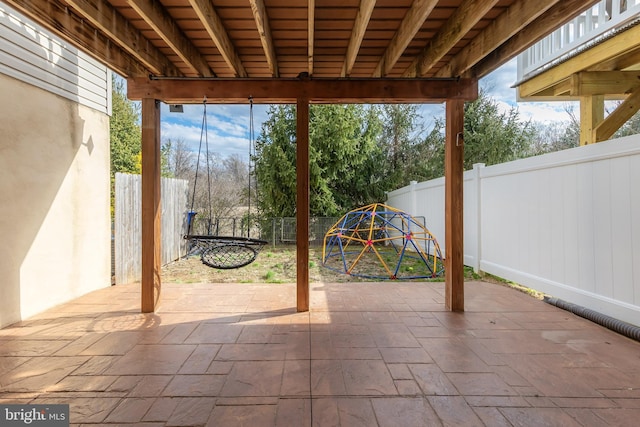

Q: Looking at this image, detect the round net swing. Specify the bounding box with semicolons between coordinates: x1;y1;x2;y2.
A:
185;235;267;269
322;203;445;280
182;98;266;270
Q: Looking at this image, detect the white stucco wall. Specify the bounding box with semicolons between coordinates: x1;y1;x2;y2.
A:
0;73;111;328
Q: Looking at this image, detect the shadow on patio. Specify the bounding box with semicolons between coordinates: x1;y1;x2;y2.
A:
1;280;639;426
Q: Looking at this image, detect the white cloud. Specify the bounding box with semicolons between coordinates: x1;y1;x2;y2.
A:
480;58;579;125
160;121;205;151
517;101;578;123
480;58;518;103
161;103;271;159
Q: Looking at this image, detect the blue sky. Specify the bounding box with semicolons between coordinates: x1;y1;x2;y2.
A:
159;58;577;160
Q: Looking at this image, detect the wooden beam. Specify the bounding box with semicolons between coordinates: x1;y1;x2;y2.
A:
594;89;640;142
188;0;246;77
127;77;478;104
4;0;148;77
445;99;465;312
553;78;574;96
296;96;310;312
519;24;640;98
63;0;181;77
372;0;438;77
526;71;640;100
249;0;278;77
590;47;640;72
472;0;601;80
570;71;640;96
513;1;636;97
580;95;604;145
308;0;315;75
126;0;213;77
341;0;376;77
435;0;562;78
141;98;162;313
405;0;498;77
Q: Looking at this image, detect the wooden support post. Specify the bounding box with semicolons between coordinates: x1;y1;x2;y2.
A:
141;98;162;313
445;99;465;312
580;95;604;145
296;97;310;312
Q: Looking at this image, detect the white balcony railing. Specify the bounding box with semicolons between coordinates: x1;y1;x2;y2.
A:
517;0;640;81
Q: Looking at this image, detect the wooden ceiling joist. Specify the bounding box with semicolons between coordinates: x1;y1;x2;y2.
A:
4;0;147;77
126;0;213;77
372;0;438;77
127;77;478;104
308;0;315;75
249;0;278;77
188;0;247;77
405;0;499;77
5;0;604;81
341;0;376;77
63;0;181;77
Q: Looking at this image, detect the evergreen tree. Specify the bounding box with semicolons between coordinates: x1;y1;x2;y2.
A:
110;76;141;176
379;104;421;188
462;89;534;169
254;104;387;217
412;90;535;180
109;76;141;215
254;105;297;218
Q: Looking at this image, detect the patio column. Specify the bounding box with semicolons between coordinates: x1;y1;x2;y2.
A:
445;99;464;311
580;95;604;145
296;97;310;312
141;98;161;313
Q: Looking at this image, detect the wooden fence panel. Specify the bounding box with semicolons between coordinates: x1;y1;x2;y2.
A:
114;173;188;284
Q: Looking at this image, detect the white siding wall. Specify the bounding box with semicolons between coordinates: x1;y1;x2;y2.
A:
0;3;111;114
387;135;640;327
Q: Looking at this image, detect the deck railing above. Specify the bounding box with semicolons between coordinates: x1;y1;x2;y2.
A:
517;0;640;82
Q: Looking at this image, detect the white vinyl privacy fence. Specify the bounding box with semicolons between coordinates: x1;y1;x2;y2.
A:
114;173;189;284
387;135;640;327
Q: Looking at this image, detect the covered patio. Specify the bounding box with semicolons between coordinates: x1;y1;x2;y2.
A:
3;0;639;425
2;0;608;316
1;280;639;426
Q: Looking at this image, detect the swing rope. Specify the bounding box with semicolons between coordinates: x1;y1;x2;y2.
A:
184;97;266;270
247;96;253;238
188;98;209;235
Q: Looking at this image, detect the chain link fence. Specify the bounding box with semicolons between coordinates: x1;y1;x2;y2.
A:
188;216;341;247
187;215;426;248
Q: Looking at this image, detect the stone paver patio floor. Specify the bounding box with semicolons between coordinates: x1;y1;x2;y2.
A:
1;280;639;426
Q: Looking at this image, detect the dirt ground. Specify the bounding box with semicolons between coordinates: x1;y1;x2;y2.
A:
161;245;444;284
